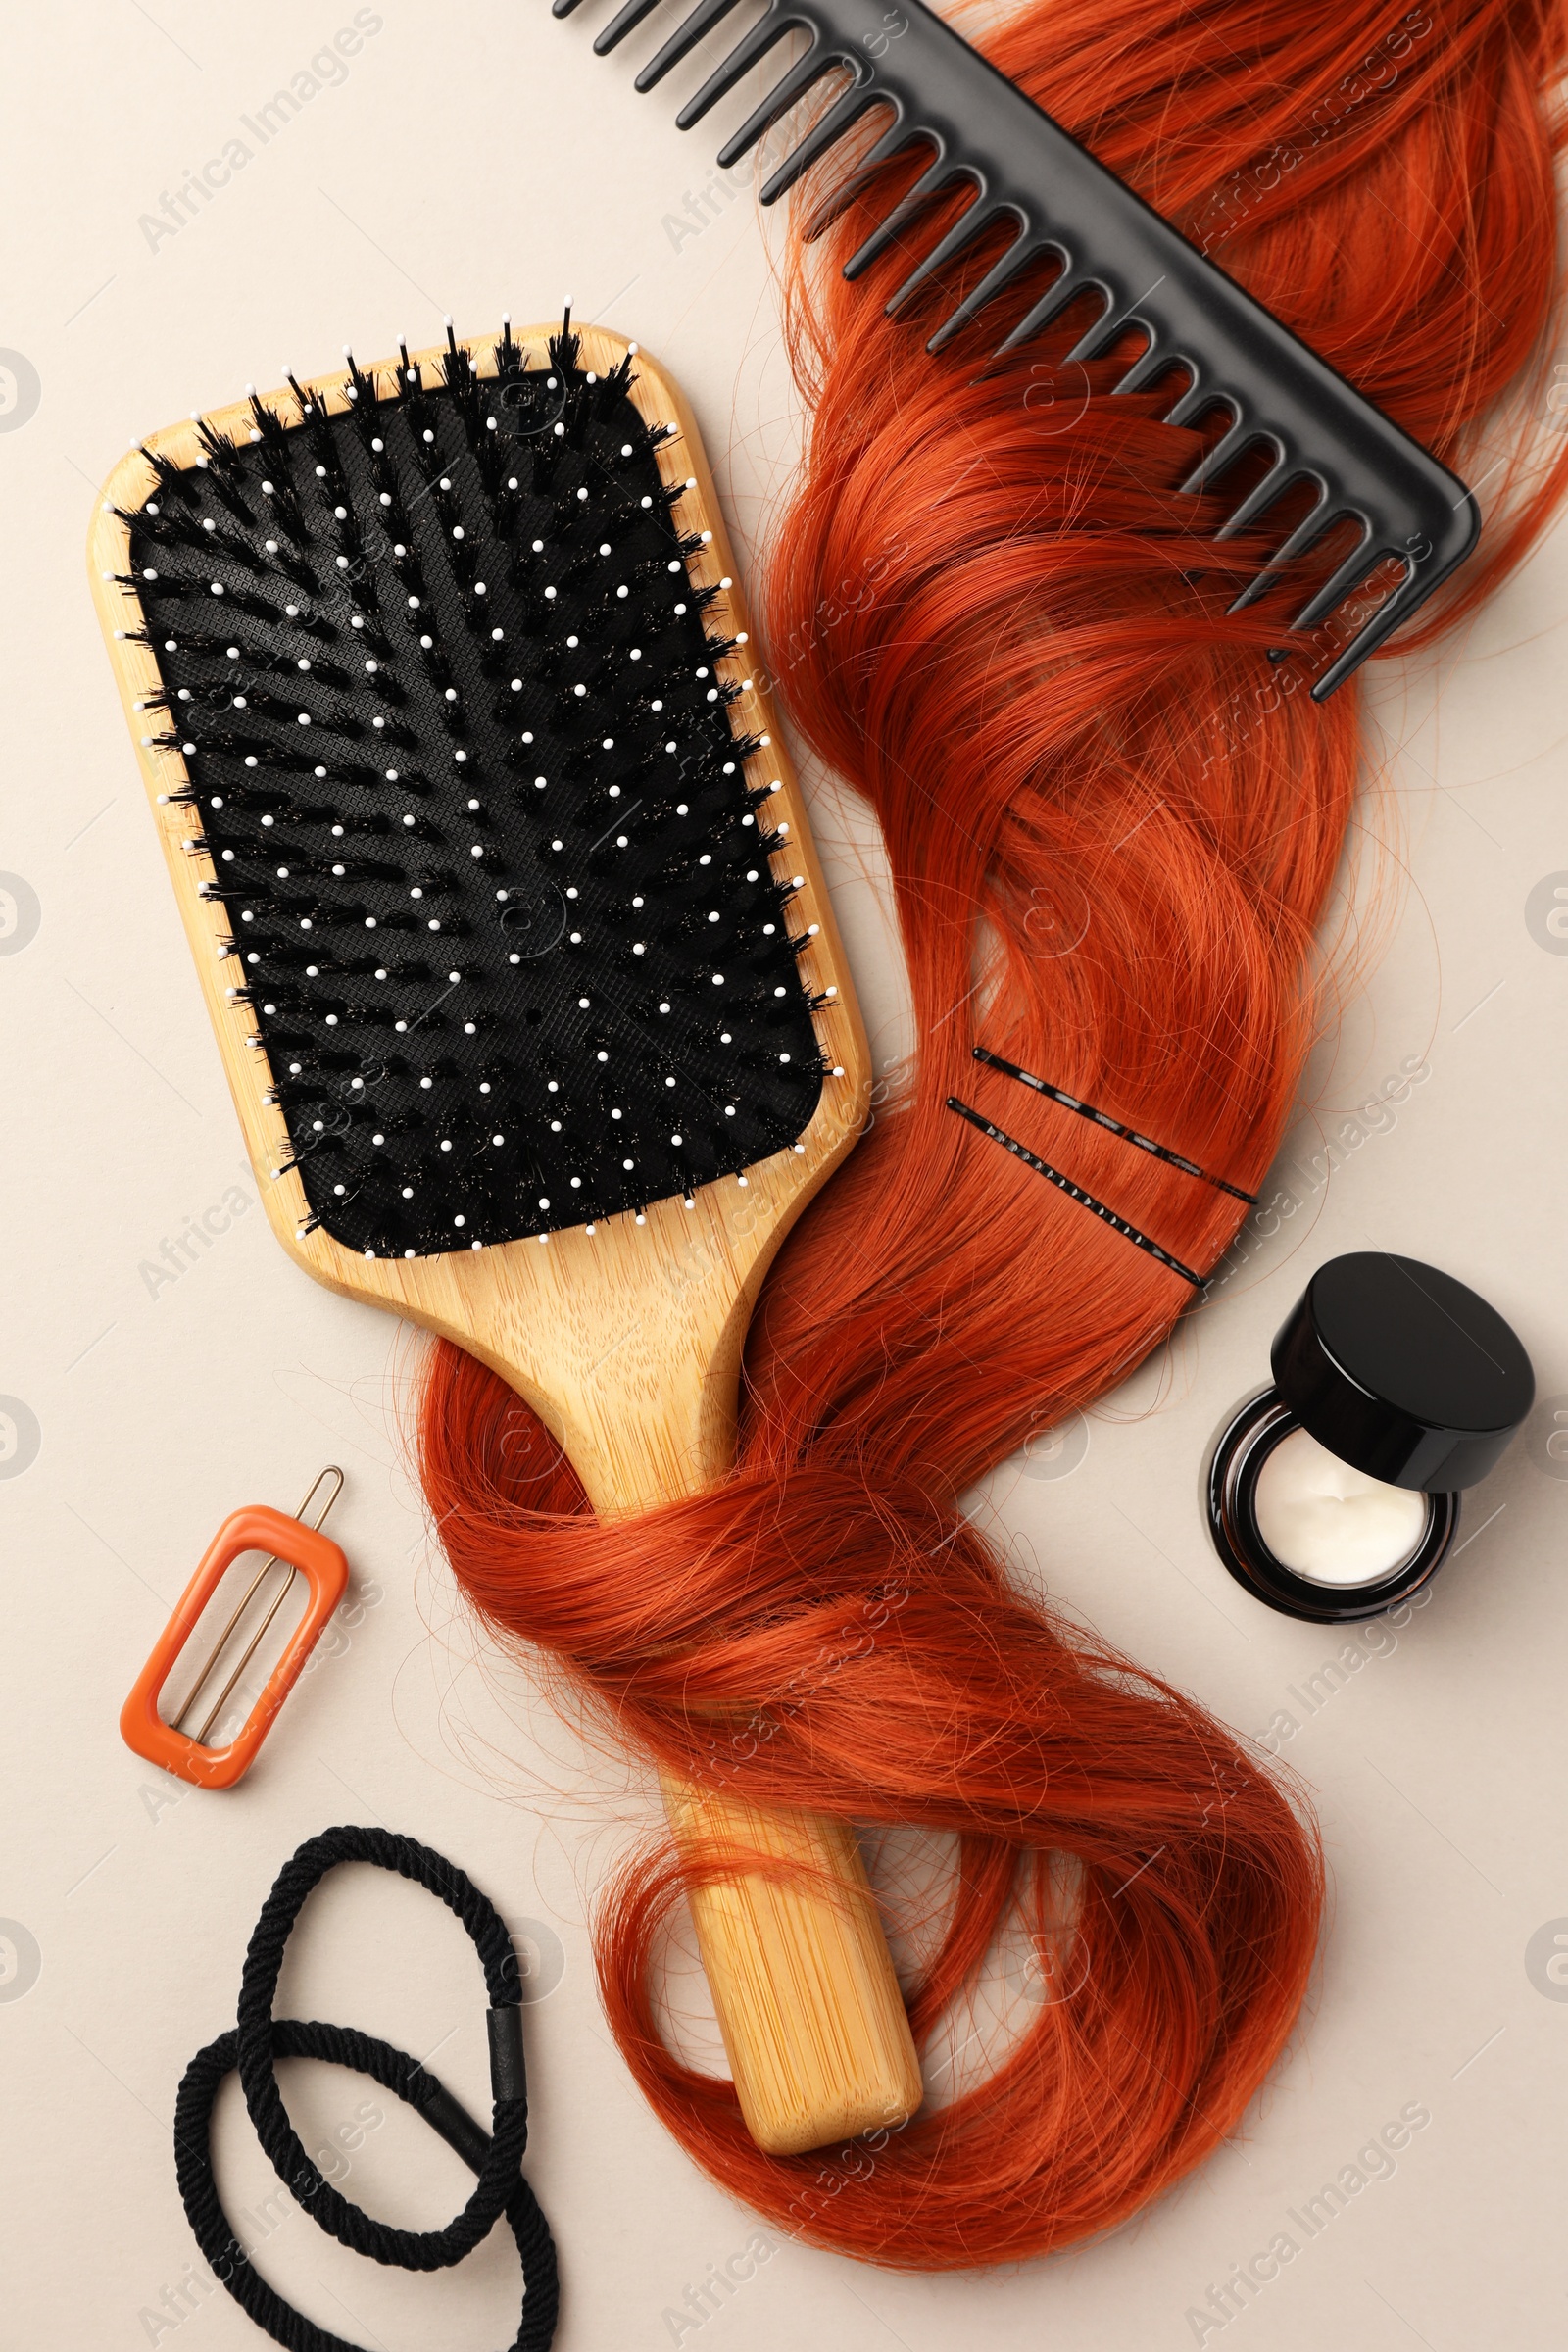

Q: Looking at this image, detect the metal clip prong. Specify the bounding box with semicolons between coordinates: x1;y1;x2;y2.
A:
171;1467;344;1745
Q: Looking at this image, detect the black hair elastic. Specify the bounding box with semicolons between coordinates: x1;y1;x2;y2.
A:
173;1824;558;2352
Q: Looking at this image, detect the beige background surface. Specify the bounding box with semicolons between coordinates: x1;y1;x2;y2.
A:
2;4;1565;2346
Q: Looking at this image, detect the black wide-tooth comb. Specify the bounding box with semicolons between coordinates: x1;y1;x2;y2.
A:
554;0;1480;699
91;319;923;2161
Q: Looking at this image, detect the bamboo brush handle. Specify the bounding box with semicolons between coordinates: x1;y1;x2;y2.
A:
659;1776;920;2155
578;1440;922;2158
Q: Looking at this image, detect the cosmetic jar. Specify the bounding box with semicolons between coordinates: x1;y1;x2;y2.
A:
1207;1252;1533;1622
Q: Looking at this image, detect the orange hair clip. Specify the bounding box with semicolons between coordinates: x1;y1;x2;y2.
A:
120;1468;348;1788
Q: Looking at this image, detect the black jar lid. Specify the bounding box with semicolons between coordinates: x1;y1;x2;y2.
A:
1270;1252;1534;1492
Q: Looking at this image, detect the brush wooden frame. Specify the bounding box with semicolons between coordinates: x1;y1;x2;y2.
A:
90;323;922;2156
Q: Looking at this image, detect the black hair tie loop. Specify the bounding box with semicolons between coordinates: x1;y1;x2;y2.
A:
235;1825;527;2269
176;2017;558;2352
174;1825;558;2350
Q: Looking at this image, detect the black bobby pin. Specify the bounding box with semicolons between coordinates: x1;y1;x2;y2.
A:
947;1098;1206;1289
972;1047;1259;1204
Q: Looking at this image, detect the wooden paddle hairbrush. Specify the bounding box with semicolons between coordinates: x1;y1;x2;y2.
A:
90;316;921;2156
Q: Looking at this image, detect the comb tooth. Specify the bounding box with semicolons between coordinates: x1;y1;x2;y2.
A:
1308;559;1425;702
1276;521;1379;632
844;152;957;279
1226;566;1286;615
927;222;1036;351
992;257;1081;356
800;111;923;242
709;39;837;160
594;0;665;52
1227;482;1335;611
1212;447;1291;540
883;189;995;317
636;0;749;91
1111;335;1176;395
1177;416;1254;496
1161;377;1217;428
758;80;878;204
1060;289;1127;367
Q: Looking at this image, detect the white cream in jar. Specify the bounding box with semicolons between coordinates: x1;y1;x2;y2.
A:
1252;1426;1429;1587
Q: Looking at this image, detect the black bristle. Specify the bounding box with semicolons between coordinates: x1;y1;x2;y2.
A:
550;308;580;377
139;445;197;504
248;392;292;451
342;350;378;411
193;423;258;524
127;328;824;1255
